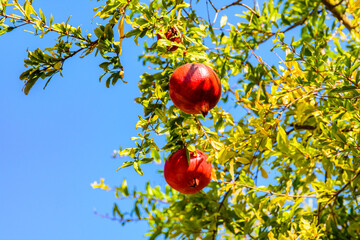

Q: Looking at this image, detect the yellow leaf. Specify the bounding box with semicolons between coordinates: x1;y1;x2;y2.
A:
286;179;292;193
187;144;196;154
118;15;125;56
229;159;234;182
220;15;227;28
234;90;240;100
94;11;101;18
236;157;250;164
349;0;360;13
211;168;218;182
124;15;132;25
53;61;61;70
265;138;273;150
91;178;111;191
25;1;34;18
268;231;276;240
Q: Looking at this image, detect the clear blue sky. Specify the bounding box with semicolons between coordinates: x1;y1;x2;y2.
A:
0;1;167;239
0;1;275;239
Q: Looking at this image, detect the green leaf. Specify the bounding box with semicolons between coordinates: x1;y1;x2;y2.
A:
113;203;122;217
116;161;134;171
329;86;358;93
151;149;161;163
185;148;191;163
260;167;268;179
276;126;289;153
155;108;167;122
174;3;190;10
218;148;235;165
236;157;250;164
350;62;360;73
0;26;14;35
134;203;141;219
125;28;140;38
120;179;129;197
23;75;40;95
133;161;143;175
53;61;62;70
140;158;153;164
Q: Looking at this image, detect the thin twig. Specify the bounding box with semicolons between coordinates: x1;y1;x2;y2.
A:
212;0;259;24
237;3;259;17
277;87;326;119
222;181;317;198
212;177;236;240
208;0;217;11
94;210;152;223
0;13;86;41
217;0;243;12
318;169;360;215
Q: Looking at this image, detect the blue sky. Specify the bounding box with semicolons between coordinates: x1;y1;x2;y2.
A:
0;0;167;239
0;1;278;239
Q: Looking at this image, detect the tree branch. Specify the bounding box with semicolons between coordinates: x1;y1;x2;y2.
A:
286;124;317;135
217;0;243;12
237;3;259;17
321;0;356;32
212;0;259;24
212;183;233;240
207;0;217;12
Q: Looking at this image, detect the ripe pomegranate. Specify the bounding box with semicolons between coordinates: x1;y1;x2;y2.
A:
169;63;221;116
156;27;181;51
164;148;212;194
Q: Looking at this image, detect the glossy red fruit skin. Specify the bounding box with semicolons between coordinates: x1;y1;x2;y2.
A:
164;148;212;194
169;63;221;116
156;28;181;51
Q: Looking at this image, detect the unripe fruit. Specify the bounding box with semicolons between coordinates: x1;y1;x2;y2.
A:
164;148;212;194
169;63;221;116
156;28;181;51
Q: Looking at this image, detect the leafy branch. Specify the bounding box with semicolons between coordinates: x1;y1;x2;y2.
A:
223;181;317;198
317;168;360;218
0;12;86;40
321;0;357;32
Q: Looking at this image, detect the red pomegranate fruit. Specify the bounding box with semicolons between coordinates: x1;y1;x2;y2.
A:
164;148;212;194
169;63;221;116
157;28;181;51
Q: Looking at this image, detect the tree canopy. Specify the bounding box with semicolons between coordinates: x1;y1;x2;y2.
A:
2;0;360;239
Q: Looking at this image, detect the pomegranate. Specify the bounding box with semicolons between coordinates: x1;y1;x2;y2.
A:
157;27;181;51
164;148;212;194
169;63;221;116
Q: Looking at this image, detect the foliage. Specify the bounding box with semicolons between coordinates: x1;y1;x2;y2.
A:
2;0;360;239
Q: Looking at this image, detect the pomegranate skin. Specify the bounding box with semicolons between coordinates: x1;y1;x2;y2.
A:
164;148;212;194
169;63;221;116
157;28;181;51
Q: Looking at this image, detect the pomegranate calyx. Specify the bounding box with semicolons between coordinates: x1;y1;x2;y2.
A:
189;178;200;188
